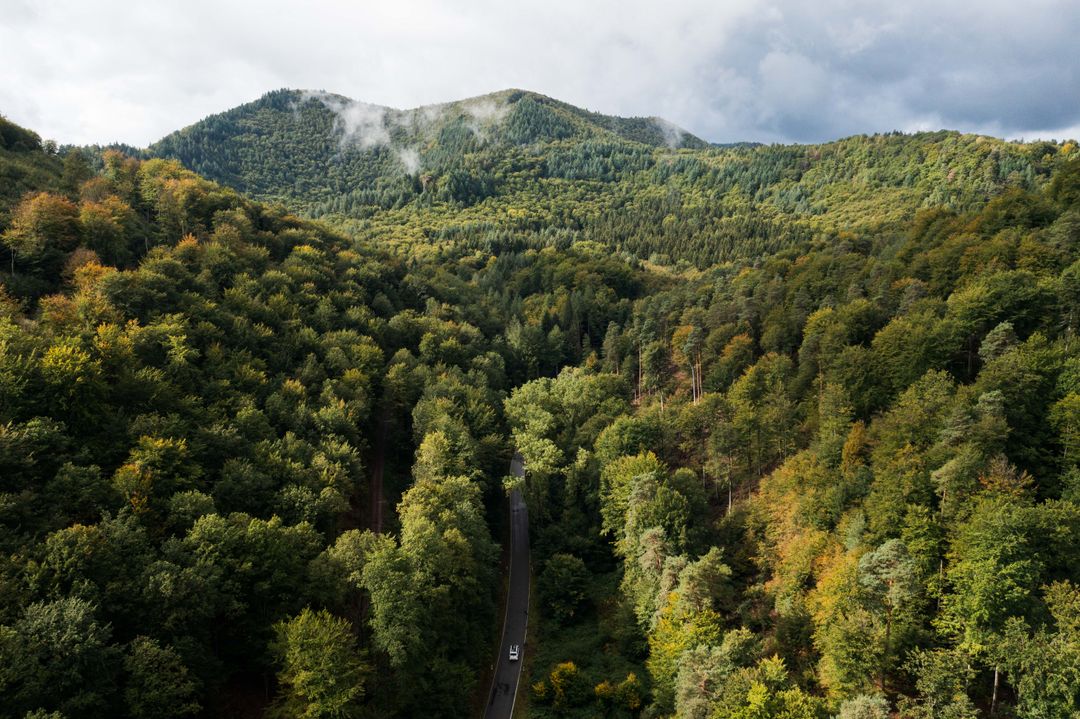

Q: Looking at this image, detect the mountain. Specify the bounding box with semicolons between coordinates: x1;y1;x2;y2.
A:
0;113;531;717
143;90;1078;268
146;88;704;205
5;101;1080;719
0;115;64;220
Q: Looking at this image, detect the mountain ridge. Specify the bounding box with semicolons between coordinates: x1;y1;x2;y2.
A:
148;87;709;152
103;89;1079;270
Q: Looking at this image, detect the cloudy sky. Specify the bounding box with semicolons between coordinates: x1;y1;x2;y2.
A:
2;0;1078;146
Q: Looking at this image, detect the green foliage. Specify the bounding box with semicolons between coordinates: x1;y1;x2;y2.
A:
897;648;978;719
135;90;1075;271
720;656;827;719
123;637;200;719
0;597;118;718
836;694;890;719
0;117;520;716
2;95;1080;719
540;553;590;624
269;607;369;719
997;581;1080;718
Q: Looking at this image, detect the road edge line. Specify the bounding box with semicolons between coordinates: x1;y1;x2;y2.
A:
483;455;522;718
509;484;530;719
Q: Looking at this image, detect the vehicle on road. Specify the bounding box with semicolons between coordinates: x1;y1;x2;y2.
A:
508;644;520;661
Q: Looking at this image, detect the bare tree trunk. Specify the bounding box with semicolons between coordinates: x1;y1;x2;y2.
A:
696;355;703;400
881;611;892;690
991;666;1000;715
637;343;642;401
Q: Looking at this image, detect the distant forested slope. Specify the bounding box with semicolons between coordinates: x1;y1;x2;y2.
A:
141;90;1077;267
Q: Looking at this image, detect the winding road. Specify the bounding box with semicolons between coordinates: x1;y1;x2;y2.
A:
484;453;530;719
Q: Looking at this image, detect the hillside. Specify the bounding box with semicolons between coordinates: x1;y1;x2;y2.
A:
0;119;531;717
142;90;1078;268
146;88;704;206
0;115;64;223
3;102;1080;719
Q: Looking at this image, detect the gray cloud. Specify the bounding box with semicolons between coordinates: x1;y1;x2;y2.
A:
0;0;1077;146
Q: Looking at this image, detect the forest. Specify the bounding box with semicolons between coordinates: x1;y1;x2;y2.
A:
1;87;1080;719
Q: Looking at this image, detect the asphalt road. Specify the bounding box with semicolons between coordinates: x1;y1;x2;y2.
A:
484;453;530;719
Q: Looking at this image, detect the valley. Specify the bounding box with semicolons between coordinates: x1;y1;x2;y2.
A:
1;87;1080;718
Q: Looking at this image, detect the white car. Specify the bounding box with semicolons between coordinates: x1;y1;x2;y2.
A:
508;644;520;661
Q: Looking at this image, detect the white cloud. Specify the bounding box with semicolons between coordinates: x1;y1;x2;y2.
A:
0;0;1077;145
394;146;421;174
302;92;393;150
